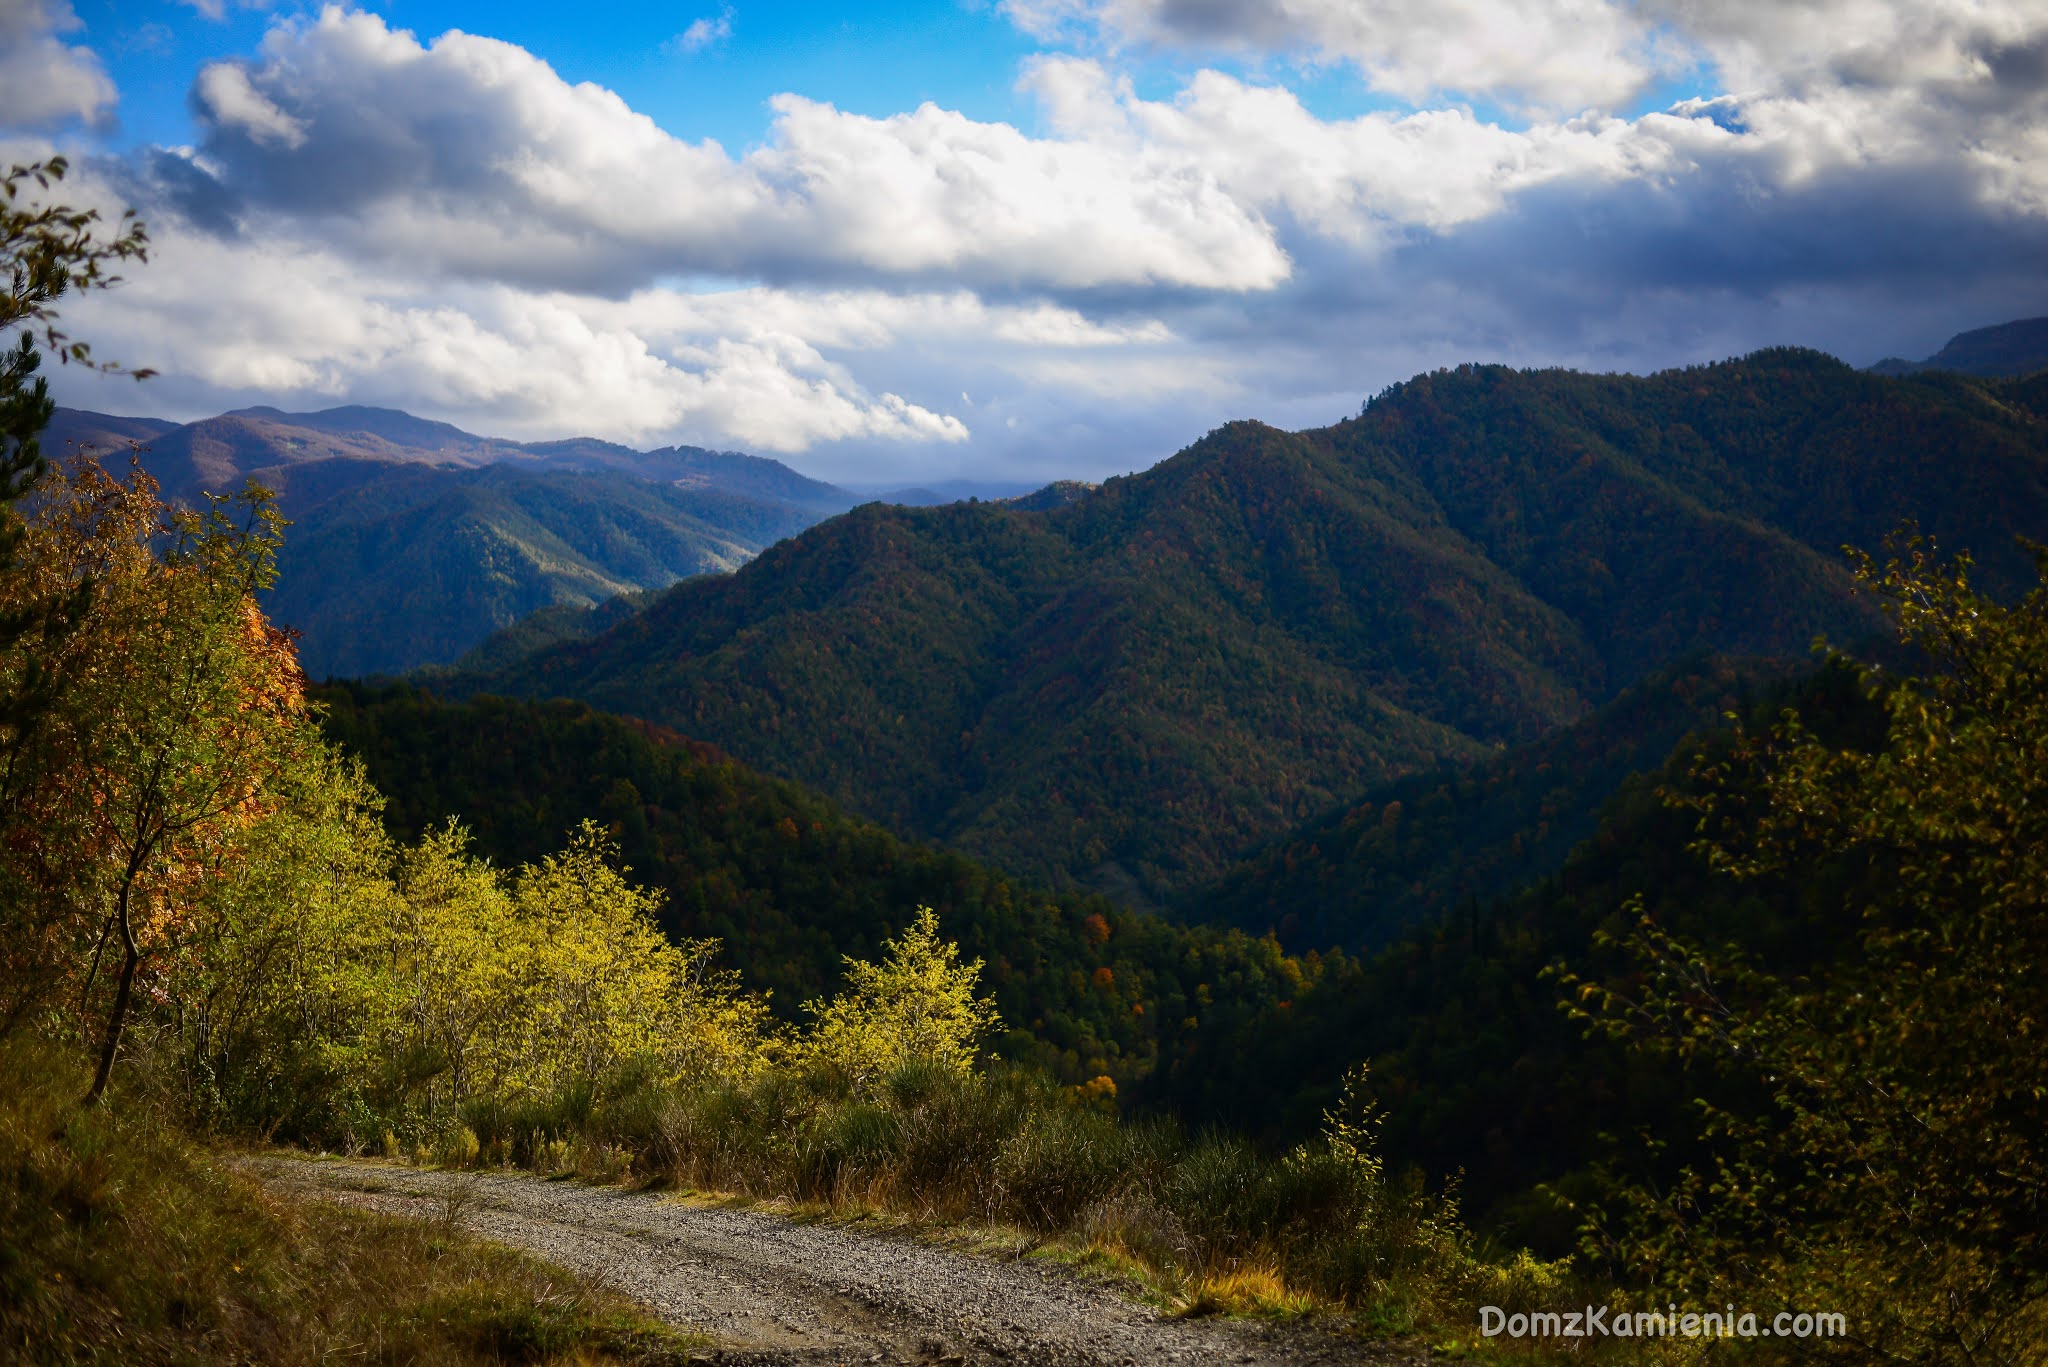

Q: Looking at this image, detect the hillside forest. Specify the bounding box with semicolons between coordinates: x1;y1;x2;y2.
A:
4;156;2047;1367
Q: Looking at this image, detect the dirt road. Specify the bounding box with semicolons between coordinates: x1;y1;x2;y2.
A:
252;1157;1407;1366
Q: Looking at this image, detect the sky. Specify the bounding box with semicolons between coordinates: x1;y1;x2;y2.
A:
4;0;2047;485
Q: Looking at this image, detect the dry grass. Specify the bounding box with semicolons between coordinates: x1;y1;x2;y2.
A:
1179;1265;1321;1318
0;1042;704;1366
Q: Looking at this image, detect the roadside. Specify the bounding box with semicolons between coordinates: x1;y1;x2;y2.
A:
251;1156;1420;1366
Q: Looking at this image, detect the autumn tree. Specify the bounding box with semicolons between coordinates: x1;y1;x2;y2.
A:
3;456;312;1102
796;905;1001;1094
1569;536;2048;1364
0;156;148;749
372;821;769;1125
0;158;153;1043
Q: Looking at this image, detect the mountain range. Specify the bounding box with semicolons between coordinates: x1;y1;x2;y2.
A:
453;349;2048;906
44;403;859;676
250;330;2048;1244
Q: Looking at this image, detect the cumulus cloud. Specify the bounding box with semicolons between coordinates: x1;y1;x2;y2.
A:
0;0;116;127
184;6;1287;295
1024;58;1689;248
178;6;2048;304
1005;0;1670;109
32;0;2048;479
1004;0;2048;122
193;63;306;148
26;160;972;453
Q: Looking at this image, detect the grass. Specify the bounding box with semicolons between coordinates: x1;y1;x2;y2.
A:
444;1058;1580;1341
0;1042;706;1366
314;1060;1698;1363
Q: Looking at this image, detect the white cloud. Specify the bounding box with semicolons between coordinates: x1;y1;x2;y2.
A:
666;9;732;55
0;0;116;128
36;181;973;453
194;62;306;148
182;5;2048;306
185;7;1288;295
1024;58;1689;249
1003;0;2048;125
31;1;2048;483
1005;0;1668;110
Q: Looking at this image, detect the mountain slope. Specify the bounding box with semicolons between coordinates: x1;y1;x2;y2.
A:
40;407;178;457
1869;316;2048;378
476;423;1589;899
1158;663;1888;1246
469;351;2048;901
314;684;1306;1089
1179;654;1794;953
44;403;859;676
275;465;825;678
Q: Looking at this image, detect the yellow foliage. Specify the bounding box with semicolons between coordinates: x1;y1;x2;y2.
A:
793;905;1001;1094
380;821;770;1108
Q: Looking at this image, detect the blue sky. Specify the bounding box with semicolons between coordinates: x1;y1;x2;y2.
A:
8;0;2048;483
90;1;1049;154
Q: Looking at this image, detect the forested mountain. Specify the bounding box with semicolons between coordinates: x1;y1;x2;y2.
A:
315;684;1307;1090
314;661;1879;1254
42;404;859;676
1160;661;1891;1246
271;466;824;677
1868;315;2048;378
465;350;2048;900
1178;653;1795;953
443;587;665;676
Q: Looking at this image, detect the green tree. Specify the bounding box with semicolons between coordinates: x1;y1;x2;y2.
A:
375;821;769;1120
796;905;1001;1094
1568;537;2048;1363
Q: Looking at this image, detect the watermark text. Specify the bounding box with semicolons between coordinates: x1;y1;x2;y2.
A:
1479;1305;1847;1340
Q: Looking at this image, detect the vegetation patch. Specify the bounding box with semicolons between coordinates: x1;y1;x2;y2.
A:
0;1044;704;1366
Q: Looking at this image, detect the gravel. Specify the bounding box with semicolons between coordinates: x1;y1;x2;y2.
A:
250;1157;1415;1366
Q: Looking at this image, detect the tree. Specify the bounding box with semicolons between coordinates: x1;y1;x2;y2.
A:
1568;536;2048;1363
375;821;770;1121
162;740;400;1135
1;156;149;750
0;455;312;1102
796;905;1002;1094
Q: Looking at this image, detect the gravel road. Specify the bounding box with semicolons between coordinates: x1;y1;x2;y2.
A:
251;1157;1410;1366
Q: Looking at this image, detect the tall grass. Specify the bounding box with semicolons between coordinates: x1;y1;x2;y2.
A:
0;1041;700;1365
455;1058;1573;1329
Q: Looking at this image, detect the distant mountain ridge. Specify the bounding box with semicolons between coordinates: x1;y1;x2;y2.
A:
42;402;1102;677
1868;316;2048;378
49;404;856;514
464;348;2048;902
42;403;864;676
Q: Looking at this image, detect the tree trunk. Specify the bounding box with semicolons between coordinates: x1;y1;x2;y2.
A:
84;881;139;1106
